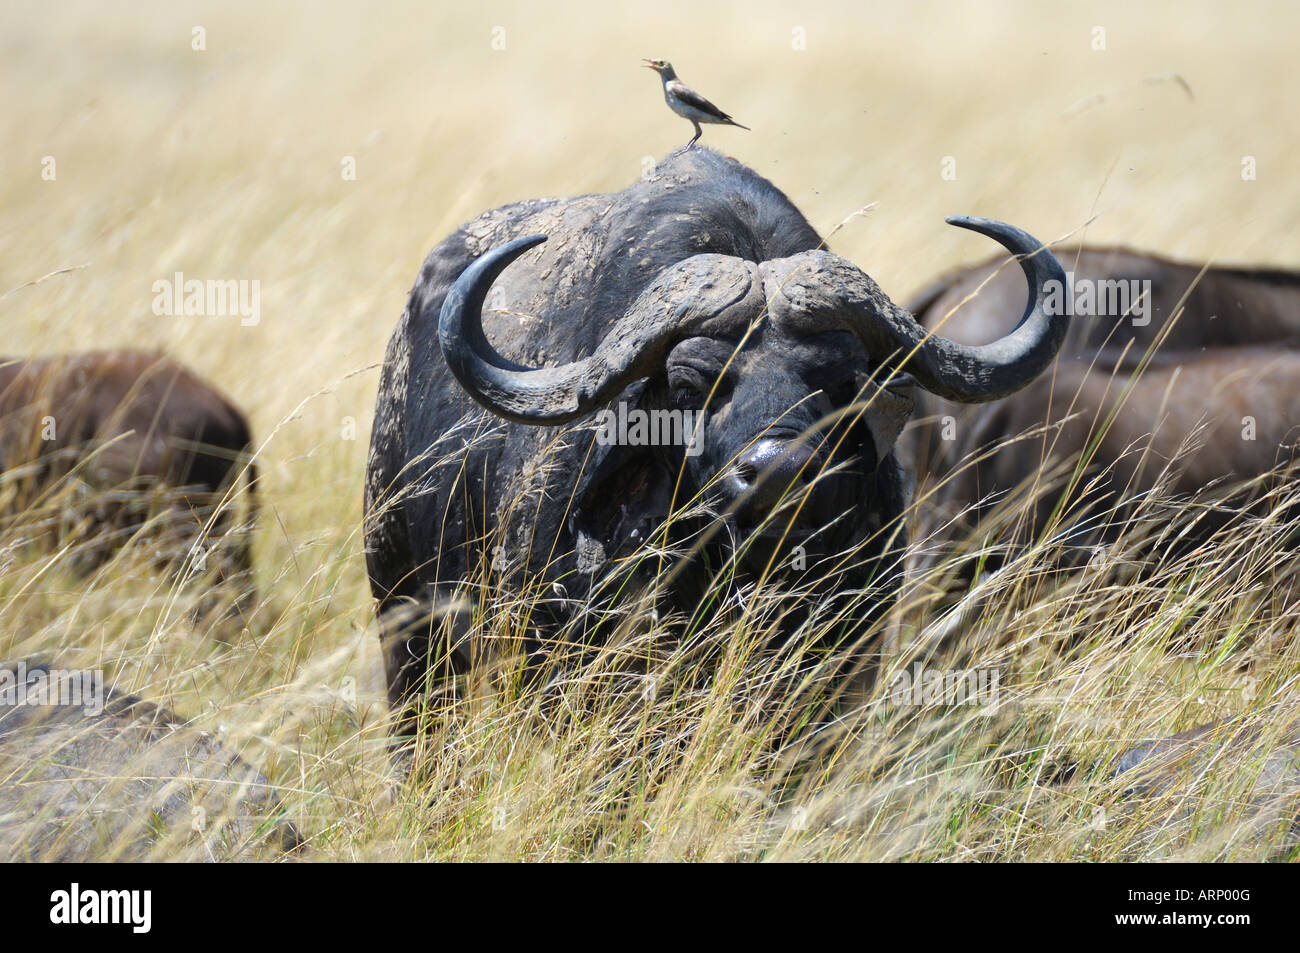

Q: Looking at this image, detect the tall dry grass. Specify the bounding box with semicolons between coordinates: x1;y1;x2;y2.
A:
0;1;1297;860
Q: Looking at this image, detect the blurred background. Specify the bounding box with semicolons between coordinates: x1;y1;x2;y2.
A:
4;0;1298;672
2;0;1297;682
3;0;1296;493
1;0;1296;859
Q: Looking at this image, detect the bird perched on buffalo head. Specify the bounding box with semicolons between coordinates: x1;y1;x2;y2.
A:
642;59;749;154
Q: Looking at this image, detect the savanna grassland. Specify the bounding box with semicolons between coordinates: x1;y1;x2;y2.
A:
0;1;1297;861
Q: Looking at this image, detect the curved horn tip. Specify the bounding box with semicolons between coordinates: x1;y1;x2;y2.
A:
462;234;549;280
943;215;1048;255
443;233;549;322
493;233;548;259
944;214;991;229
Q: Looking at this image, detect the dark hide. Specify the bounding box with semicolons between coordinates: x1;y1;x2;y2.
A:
0;350;258;600
909;248;1300;557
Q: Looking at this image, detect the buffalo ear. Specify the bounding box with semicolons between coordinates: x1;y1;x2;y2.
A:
862;372;917;463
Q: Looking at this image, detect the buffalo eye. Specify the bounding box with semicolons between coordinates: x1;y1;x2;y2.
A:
667;367;712;410
823;375;864;409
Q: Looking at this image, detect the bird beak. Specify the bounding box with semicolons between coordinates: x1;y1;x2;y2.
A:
641;60;659;71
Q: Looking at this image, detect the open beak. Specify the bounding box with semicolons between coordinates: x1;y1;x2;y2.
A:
641;60;660;71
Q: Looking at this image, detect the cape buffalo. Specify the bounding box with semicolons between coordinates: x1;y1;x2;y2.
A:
908;248;1300;558
908;246;1300;357
0;350;258;603
365;148;1068;734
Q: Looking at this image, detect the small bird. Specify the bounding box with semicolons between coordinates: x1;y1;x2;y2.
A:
642;59;749;153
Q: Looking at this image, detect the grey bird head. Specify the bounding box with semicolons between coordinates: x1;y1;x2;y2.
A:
642;58;677;81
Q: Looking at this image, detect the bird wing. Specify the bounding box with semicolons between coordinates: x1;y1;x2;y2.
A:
666;80;735;122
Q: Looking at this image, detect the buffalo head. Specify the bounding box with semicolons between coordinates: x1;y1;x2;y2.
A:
438;216;1066;567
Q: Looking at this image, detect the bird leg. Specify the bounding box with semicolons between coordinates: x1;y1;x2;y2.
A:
672;121;703;157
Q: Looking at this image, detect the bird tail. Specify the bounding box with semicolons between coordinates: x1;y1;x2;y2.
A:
729;120;751;131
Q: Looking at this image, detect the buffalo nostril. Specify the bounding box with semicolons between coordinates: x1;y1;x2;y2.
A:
729;438;819;519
